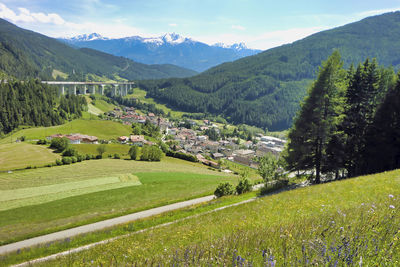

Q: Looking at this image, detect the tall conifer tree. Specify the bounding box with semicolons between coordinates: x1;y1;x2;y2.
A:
285;51;345;183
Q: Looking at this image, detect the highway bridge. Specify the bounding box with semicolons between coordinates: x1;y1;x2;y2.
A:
41;81;135;96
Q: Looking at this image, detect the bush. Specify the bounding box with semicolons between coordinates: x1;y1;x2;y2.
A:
236;178;252;194
140;145;163;161
55;159;62;166
96;154;103;159
114;153;121;159
36;139;47;145
85;154;92;160
129;146;139;160
259;179;289;196
214;182;234;198
50;137;69;152
77;154;84;162
62;147;77;157
166;150;198;162
71;156;77;163
62;157;72;165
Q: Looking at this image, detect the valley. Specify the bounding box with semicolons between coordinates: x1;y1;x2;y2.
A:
0;4;400;267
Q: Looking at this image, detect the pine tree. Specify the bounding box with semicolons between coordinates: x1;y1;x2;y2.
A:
285;51;345;183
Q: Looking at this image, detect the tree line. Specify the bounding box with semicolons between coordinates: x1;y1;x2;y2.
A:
0;80;86;135
285;51;400;183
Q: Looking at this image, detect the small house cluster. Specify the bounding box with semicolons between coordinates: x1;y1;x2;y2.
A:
47;133;98;144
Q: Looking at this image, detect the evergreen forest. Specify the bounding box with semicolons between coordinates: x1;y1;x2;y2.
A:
286;51;400;182
0;80;86;135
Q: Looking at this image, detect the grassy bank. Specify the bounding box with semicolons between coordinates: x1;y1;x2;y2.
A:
0;119;132;144
35;169;400;266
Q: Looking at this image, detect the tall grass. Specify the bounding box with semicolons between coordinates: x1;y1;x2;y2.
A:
37;170;400;266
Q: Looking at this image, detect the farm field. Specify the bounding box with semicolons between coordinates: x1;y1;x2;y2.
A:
0;158;238;245
0;143;60;171
0;119;132;144
38;169;400;266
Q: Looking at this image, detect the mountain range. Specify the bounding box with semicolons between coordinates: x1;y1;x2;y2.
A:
0;19;196;81
60;33;261;72
138;12;400;131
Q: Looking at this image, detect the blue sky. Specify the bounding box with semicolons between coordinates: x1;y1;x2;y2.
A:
0;0;400;49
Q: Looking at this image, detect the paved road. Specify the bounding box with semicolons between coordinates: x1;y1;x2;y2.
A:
0;195;215;255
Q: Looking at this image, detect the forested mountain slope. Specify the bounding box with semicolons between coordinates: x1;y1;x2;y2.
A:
0;19;196;80
139;12;400;130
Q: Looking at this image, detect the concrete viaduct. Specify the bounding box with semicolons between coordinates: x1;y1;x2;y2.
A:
41;81;135;97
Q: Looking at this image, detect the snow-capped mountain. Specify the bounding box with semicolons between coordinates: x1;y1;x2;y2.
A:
68;33;109;42
60;33;261;72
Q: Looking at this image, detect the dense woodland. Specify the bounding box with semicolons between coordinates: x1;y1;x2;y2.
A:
0;80;86;135
139;12;400;131
286;51;400;182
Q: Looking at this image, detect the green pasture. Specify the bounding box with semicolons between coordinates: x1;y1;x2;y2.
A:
0;119;132;144
0;143;60;171
126;88;186;117
41;170;400;266
0;158;235;245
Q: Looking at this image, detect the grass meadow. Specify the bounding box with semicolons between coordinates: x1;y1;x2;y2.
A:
0;143;60;171
0;158;237;245
0;119;132;144
35;169;400;266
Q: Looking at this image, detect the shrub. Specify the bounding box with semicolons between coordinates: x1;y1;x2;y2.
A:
140;145;163;161
55;159;62;166
50;137;69;152
259;179;289;196
36;139;47;145
114;153;121;159
62;147;77;157
214;182;234;198
96;154;103;159
62;157;72;165
77;154;84;162
236;178;252;194
85;154;92;160
166;150;198;162
129;146;139;160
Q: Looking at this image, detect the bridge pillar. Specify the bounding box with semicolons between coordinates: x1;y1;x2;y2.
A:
80;86;86;95
90;85;96;94
59;85;64;96
100;84;105;95
73;85;77;95
112;84;118;97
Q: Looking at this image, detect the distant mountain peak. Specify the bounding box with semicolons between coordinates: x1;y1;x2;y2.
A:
213;42;248;50
68;33;108;41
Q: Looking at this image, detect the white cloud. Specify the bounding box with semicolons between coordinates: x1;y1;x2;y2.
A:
168;23;178;27
0;3;144;38
356;8;400;18
231;25;245;31
0;3;65;25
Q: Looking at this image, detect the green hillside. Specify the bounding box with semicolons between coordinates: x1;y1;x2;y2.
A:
0;19;197;80
0;119;132;144
41;169;400;266
139;12;400;130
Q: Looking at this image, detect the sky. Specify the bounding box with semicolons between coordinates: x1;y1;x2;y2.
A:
0;0;400;50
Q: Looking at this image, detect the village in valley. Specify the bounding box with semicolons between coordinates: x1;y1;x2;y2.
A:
47;104;287;169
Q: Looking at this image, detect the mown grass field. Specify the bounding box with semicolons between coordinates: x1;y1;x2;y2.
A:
0;119;132;144
0;143;60;171
0;158;236;245
38;170;400;266
126;88;186;118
